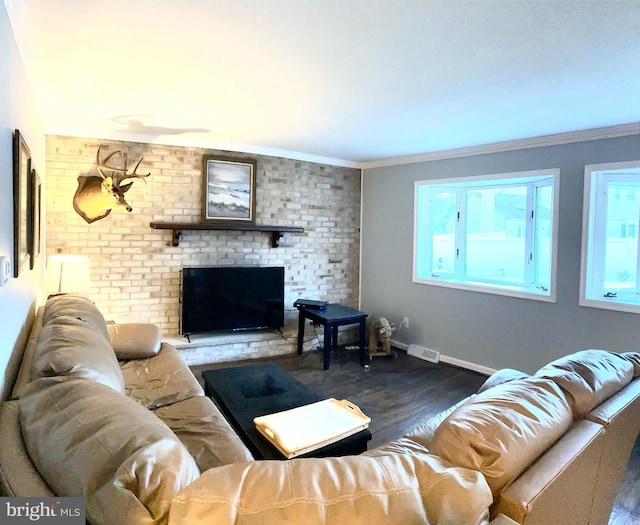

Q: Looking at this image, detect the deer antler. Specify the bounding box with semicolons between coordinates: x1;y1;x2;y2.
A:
95;145;150;186
96;145;118;179
116;155;151;187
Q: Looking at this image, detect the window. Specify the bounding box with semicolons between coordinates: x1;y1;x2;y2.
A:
580;160;640;313
414;169;558;301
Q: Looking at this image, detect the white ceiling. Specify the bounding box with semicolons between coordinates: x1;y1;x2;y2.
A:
7;0;640;167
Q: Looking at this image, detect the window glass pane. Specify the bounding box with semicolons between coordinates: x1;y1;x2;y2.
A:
604;181;640;292
414;169;557;301
431;191;456;275
465;186;527;284
535;184;553;288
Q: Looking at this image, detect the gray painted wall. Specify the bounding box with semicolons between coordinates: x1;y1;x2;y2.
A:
0;3;45;400
361;134;640;373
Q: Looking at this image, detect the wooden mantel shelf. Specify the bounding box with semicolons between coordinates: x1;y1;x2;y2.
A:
150;221;304;248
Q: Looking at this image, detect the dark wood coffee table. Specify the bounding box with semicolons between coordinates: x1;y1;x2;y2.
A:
202;362;372;460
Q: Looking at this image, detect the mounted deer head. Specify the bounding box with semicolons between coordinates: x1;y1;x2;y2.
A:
73;145;150;223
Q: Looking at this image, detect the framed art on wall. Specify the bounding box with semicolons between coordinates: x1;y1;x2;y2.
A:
202;155;256;222
13;129;31;277
30;168;41;269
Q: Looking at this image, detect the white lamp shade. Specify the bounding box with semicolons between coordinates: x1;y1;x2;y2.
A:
45;255;91;296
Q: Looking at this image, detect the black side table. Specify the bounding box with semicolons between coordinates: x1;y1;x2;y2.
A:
296;303;368;370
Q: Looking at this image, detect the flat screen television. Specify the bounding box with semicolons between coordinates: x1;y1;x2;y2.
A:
181;266;285;336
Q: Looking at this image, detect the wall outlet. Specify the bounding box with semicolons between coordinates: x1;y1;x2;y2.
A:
0;256;10;286
401;316;409;329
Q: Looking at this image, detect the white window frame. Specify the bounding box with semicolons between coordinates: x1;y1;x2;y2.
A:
580;160;640;314
413;169;559;302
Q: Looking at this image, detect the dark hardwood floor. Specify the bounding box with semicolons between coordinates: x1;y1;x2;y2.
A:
191;348;640;525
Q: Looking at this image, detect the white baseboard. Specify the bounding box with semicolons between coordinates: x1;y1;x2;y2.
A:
390;340;410;351
439;355;495;376
390;339;496;376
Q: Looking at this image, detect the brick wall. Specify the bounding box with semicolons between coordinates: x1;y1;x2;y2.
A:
45;136;361;362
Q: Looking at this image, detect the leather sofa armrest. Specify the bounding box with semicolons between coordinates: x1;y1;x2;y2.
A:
490;514;520;525
0;400;54;497
10;306;45;399
584;378;640;525
494;419;604;525
108;323;161;359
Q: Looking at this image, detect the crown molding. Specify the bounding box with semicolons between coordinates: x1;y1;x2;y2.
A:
44;128;362;169
360;122;640;170
45;122;640;172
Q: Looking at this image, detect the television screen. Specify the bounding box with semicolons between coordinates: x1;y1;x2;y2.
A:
181;266;285;336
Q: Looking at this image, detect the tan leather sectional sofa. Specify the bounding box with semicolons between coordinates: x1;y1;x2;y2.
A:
1;294;639;525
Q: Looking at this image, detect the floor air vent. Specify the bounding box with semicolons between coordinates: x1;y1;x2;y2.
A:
407;344;440;363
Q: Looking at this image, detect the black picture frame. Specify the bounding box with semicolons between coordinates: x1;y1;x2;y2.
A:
30;168;41;269
202;155;256;223
13;130;31;277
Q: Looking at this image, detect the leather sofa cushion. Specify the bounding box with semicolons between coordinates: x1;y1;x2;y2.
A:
478;368;530;393
120;343;203;409
108;323;162;359
153;395;254;471
43;294;110;341
169;453;493;525
535;349;634;418
32;315;125;394
429;377;573;495
19;376;200;525
362;436;432;458
621;351;640;377
403;396;474;450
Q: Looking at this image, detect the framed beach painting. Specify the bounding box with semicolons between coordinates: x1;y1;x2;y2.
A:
202;155;256;223
13;129;31;277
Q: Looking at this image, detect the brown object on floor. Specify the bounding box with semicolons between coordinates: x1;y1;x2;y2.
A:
367;317;397;359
